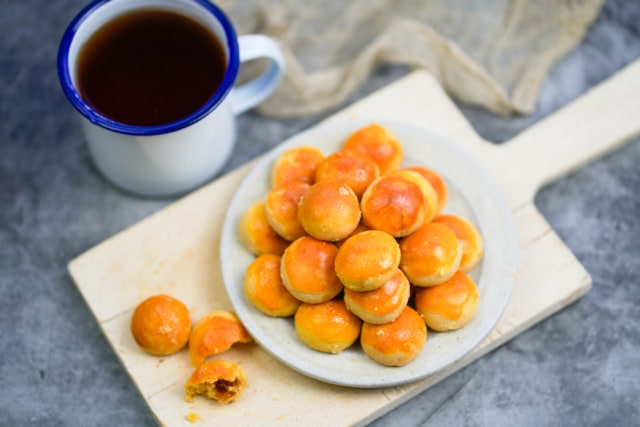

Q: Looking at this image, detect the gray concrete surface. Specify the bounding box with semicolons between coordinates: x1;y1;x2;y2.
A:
1;0;639;425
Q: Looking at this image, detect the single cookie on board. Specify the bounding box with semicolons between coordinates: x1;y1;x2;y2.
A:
130;294;191;356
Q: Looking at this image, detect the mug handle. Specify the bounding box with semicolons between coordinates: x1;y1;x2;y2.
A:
233;34;286;115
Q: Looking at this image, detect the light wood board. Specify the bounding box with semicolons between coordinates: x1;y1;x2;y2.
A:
68;59;640;426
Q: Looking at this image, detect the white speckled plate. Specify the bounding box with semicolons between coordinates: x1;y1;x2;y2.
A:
220;120;517;388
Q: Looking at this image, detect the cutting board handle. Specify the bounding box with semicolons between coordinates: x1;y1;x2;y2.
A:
494;58;640;203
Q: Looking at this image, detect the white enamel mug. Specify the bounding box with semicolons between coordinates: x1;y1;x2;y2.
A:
58;0;285;197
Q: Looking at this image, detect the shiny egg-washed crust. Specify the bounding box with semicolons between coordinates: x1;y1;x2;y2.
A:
342;123;404;175
297;181;361;242
433;214;484;272
360;174;426;238
294;299;362;354
264;179;310;241
404;165;449;215
244;254;301;317
399;222;462;286
238;201;289;256
130;294;191;356
184;360;248;405
334;230;400;291
360;306;427;367
271;146;325;186
188;311;253;368
280;236;343;304
390;169;438;224
343;268;410;324
414;270;479;331
314;149;380;198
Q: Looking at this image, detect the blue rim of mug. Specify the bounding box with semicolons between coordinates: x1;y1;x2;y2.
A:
57;0;240;136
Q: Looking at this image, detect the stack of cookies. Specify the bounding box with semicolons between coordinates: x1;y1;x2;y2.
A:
239;124;484;367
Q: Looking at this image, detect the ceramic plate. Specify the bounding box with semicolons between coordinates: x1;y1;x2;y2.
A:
220;119;517;388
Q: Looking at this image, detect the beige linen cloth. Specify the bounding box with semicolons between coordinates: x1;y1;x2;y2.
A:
218;0;604;117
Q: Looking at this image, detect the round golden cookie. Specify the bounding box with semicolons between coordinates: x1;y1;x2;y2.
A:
314;149;380;198
264;179;310;241
280;236;343;304
130;294;191;356
297;181;361;241
344;268;410;324
238;201;289;256
271;146;325;186
404;165;449;215
342;124;403;175
389;169;438;224
244;254;301;317
334;230;400;291
360;306;427;367
399;222;462;286
433;214;484;272
294;299;362;354
414;270;479;331
184;360;248;405
360;173;426;237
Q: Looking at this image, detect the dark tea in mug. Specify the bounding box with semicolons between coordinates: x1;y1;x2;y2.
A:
77;9;227;127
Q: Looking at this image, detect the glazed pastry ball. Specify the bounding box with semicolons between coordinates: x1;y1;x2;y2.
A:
344;268;410;324
280;236;343;304
433;214;484;272
389;169;438;224
238;201;289;256
271;145;325;186
360;173;426;237
360;306;427;367
399;222;462;286
184;360;248;405
404;165;449;215
188;311;253;368
414;270;479;331
314;149;380;198
334;230;400;291
297;181;361;241
130;294;191;356
264;179;310;241
342;123;403;175
244;254;301;317
294;299;362;354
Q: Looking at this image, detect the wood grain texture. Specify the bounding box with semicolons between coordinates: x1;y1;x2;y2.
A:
68;58;640;426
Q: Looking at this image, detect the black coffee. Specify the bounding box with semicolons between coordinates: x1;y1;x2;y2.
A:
77;9;227;127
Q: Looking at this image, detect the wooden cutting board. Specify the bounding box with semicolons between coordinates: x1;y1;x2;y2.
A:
68;58;640;426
